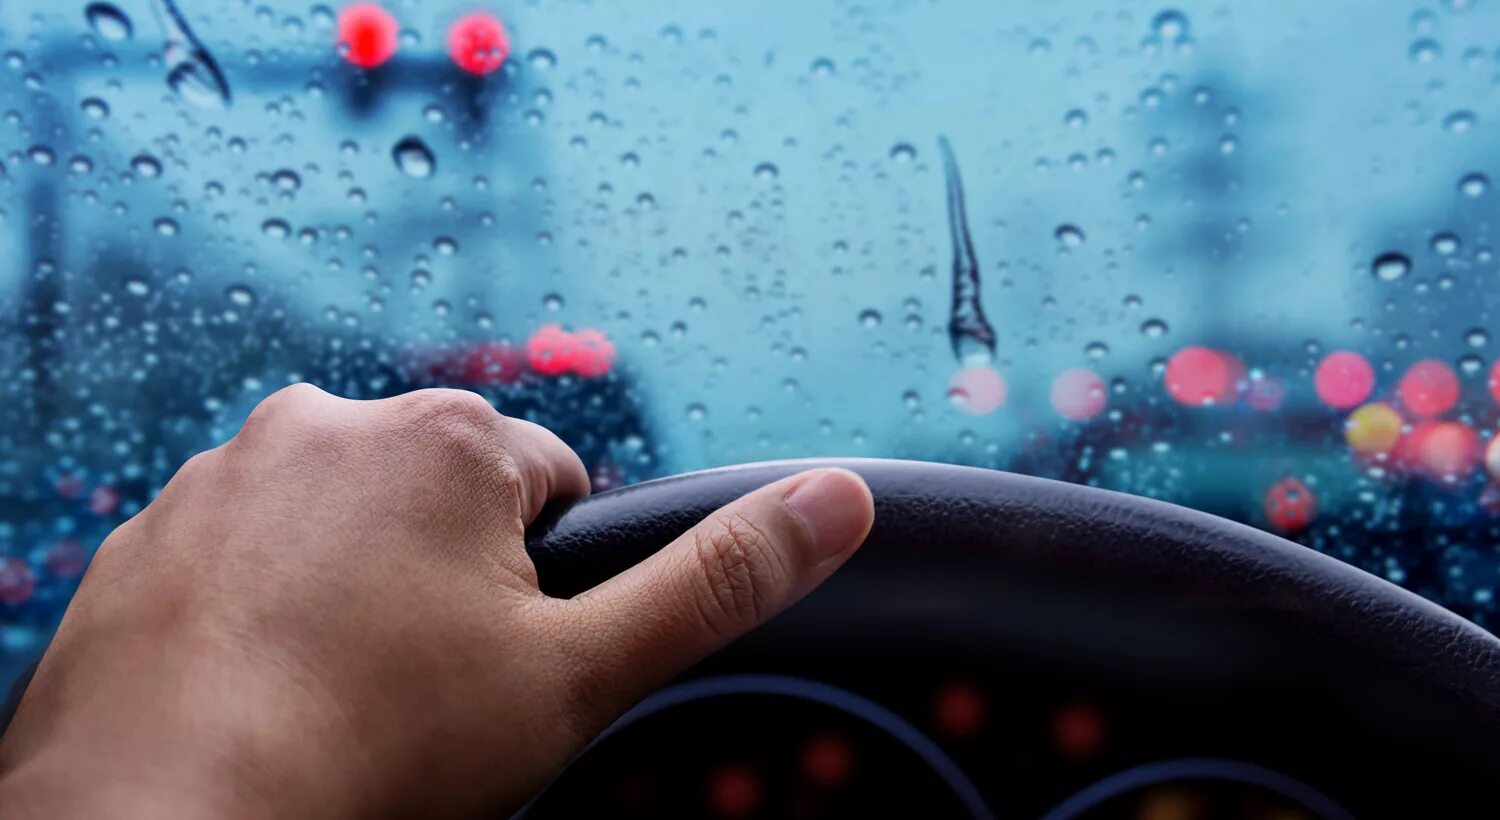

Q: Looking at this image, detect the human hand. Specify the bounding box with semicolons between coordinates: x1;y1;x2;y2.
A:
0;385;874;818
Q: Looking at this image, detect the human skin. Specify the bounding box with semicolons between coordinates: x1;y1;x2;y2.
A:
0;385;875;818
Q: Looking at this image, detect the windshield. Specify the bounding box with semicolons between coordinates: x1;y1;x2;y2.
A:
1;0;1497;683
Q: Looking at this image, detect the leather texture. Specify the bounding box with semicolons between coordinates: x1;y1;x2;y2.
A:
526;458;1500;728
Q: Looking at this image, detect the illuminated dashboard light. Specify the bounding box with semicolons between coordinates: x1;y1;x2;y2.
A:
706;763;760;817
948;365;1006;415
1050;367;1107;421
1314;351;1374;409
1052;702;1105;760
448;12;510;75
801;732;853;789
1164;346;1237;407
1264;477;1316;533
931;680;987;738
336;3;399;69
1397;359;1459;418
1344;402;1402;457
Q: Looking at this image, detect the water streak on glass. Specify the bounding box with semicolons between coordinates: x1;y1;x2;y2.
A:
151;0;231;109
938;136;996;366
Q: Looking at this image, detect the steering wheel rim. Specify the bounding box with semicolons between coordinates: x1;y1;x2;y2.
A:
526;458;1500;732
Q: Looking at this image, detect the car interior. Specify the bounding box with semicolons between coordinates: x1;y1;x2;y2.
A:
2;1;1499;817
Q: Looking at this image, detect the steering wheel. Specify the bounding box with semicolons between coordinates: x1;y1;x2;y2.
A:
4;458;1498;816
520;459;1500;818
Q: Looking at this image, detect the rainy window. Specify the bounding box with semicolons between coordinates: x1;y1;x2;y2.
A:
2;0;1500;676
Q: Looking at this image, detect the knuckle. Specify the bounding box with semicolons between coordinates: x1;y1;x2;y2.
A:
692;514;781;634
401;389;504;445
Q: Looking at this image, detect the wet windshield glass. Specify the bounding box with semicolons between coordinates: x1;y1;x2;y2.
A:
1;0;1498;679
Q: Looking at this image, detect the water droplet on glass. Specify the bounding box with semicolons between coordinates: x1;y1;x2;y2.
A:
1085;341;1110;359
1459;172;1489;198
225;284;255;306
157;0;232;109
433;236;458;255
28;145;55;166
1055;224;1086;247
131;154;162;178
527;48;556;69
392;136;435;178
810;57;835;76
1444;110;1476;133
1465;328;1489;347
543;293;563;310
753;162;779;180
686;403;707;421
261;218;290;238
154;217;178;236
1064;109;1088;129
80;97;110;119
1409;38;1441;63
85;2;134;42
1373;251;1412;281
859;309;882;327
1432;232;1460;255
1141;318;1169;338
1152;10;1189;42
271;168;301;191
889;143;916;163
122;276;150;296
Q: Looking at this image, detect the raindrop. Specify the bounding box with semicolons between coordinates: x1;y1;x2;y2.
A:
1459;172;1489;198
527;48;556;69
271;168;301;191
80;97;110;119
753;162;779;180
85;2;134;41
1444;110;1476;133
154;217;178;236
1085;341;1110;359
889;143;916;163
131;154;162;178
1055;224;1085;247
1432;232;1460;255
158;0;232;109
433;236;458;255
1152;9;1189;42
810;57;835;76
686;403;707;421
1372;251;1411;281
28;145;55;166
543;293;563;310
68;155;93;174
1465;328;1489;347
1064;109;1088;129
859;309;882;327
392;136;435;178
122;276;150;296
1140;318;1169;338
261;218;290;238
225;284;256;306
1409;38;1441;63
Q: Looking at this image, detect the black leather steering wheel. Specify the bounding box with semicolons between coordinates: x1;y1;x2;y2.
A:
5;458;1499;814
522;458;1500;816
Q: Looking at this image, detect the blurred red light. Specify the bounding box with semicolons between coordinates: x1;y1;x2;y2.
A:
1264;476;1316;533
336;3;399;69
706;763;760;817
1398;359;1459;418
526;324;577;375
948;366;1007;415
1052;702;1104;760
0;558;35;606
1050;367;1107;421
448;12;510;75
932;680;987;738
1314;351;1374;409
1164;346;1237;406
801;733;853;788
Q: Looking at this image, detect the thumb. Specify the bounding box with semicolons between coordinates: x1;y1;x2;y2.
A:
560;468;873;712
